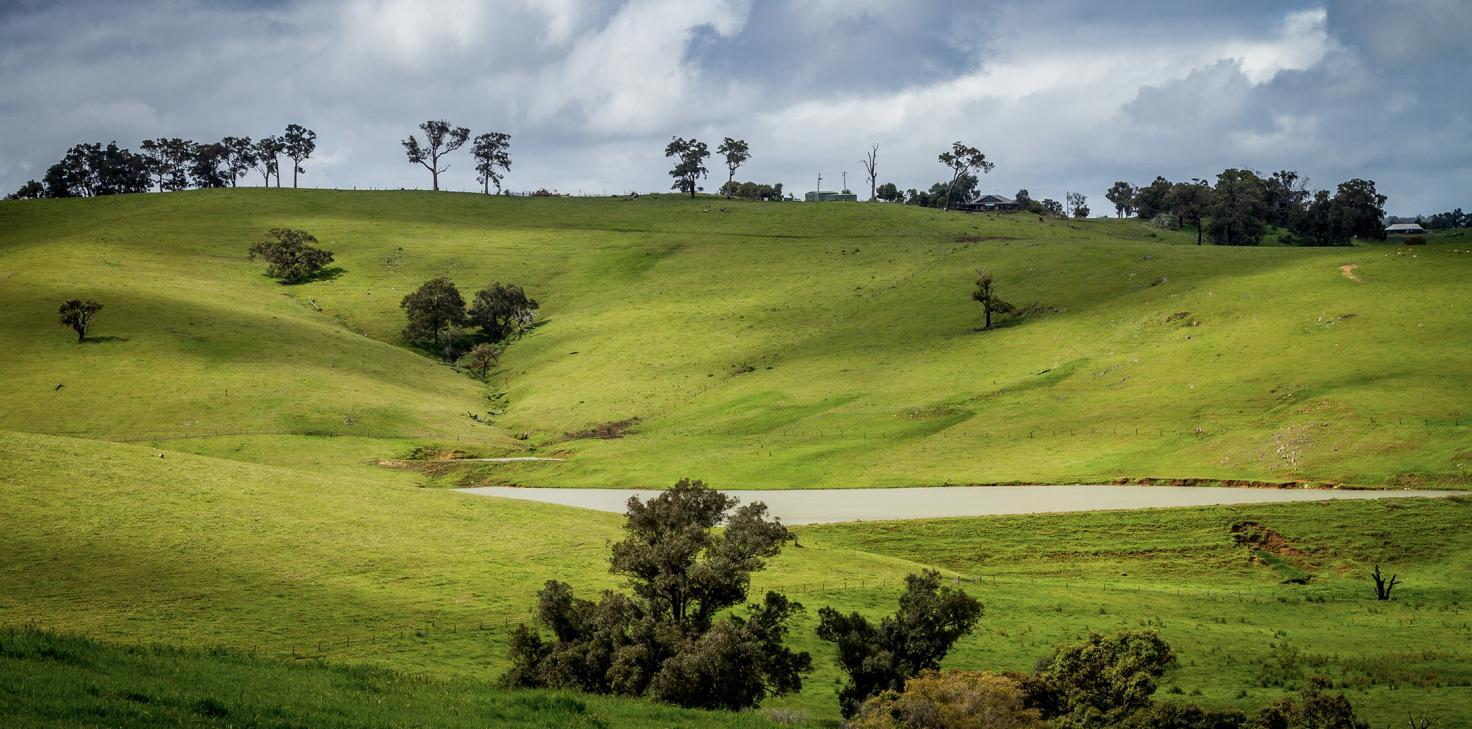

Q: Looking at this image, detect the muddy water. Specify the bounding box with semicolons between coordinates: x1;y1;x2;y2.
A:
458;484;1458;525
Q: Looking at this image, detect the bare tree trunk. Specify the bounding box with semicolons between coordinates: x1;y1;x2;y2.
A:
292;162;298;189
1371;564;1399;600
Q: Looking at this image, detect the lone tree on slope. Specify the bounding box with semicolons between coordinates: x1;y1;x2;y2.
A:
281;124;317;188
716;137;750;199
665;136;710;198
403;120;471;191
971;269;1016;330
463;342;500;380
248;227;334;283
467;282;539;343
937;142;994;211
58;299;103;342
471;131;512;194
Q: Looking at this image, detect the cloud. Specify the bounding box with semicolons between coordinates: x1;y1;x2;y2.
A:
0;0;1467;213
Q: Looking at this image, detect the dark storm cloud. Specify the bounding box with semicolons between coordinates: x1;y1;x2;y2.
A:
0;0;1467;213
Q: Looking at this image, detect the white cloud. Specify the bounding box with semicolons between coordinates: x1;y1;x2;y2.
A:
0;1;1467;213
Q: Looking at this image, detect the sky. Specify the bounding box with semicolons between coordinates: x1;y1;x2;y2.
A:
1;0;1468;215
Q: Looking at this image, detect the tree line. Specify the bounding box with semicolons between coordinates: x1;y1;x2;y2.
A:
499;479;1381;728
7;124;318;199
1103;170;1388;246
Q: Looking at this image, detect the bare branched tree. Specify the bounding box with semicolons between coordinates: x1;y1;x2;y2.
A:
861;144;878;202
403;120;470;191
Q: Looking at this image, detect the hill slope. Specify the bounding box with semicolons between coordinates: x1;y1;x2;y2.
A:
1;189;1468;487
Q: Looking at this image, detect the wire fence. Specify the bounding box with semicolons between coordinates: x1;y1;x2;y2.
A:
58;414;1470;449
253;572;1469;661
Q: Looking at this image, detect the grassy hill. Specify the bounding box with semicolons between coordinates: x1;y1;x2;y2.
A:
3;190;1471;725
2;189;1469;488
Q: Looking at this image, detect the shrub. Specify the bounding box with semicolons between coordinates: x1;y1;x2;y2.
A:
1030;630;1175;728
503;479;811;711
851;670;1045;729
817;570;983;717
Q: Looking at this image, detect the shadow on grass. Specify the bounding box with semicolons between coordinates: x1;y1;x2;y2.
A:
81;335;130;344
279;266;347;284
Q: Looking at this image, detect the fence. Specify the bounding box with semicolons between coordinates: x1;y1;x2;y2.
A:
254;572;1469;661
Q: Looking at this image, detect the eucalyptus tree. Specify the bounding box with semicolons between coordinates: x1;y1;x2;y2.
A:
716;137;749;199
281;124;317;188
937;142;994;211
665;137;709;198
403;120;470;191
470;131;512;194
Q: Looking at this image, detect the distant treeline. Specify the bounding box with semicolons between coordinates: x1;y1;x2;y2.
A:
1103;170;1390;246
1389;208;1469;230
6;125;317;199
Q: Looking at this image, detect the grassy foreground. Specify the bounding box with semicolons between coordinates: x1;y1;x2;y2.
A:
2;430;1470;725
1;190;1470;487
0;627;797;728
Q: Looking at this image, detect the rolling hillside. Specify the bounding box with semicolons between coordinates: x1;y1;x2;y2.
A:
3;190;1472;725
1;189;1469;488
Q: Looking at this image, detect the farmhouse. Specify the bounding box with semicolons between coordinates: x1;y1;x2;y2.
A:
1385;222;1426;235
954;194;1022;212
975;194;1021;211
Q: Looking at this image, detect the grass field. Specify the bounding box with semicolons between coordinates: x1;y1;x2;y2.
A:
2;190;1469;488
3;190;1471;726
3;430;1470;725
0;626;798;728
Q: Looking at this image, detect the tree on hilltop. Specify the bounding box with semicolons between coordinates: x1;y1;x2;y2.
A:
665;137;710;198
221;136;257;187
1106;181;1137;218
717;137;750;199
252;136;283;187
6;180;45;200
403;120;470;191
937;142;994;211
189;141;230;188
861;144;879;202
281;124;317;188
471;131;512;194
1207;168;1268;245
58;299;103;342
1066;192;1089;218
1167;179;1214;245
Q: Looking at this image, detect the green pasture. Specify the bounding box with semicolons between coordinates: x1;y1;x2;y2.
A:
2;190;1469;488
